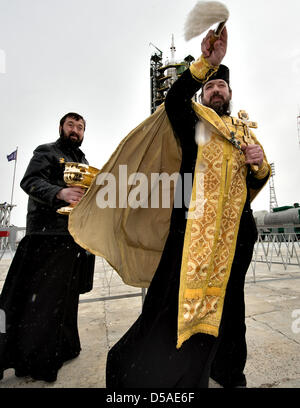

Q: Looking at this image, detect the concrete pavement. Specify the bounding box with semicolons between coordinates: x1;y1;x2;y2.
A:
0;254;299;388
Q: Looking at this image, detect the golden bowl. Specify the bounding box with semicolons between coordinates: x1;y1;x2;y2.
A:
57;162;99;215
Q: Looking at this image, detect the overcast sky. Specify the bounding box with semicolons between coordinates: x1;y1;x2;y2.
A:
1;0;300;227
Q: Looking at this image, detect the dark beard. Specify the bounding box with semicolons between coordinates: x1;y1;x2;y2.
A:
201;91;232;116
60;129;82;148
203;99;232;116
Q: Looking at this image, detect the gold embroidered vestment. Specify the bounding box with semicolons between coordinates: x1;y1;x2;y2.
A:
69;59;270;349
176;103;270;348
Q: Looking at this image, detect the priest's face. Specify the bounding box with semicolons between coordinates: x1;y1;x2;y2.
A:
201;79;232;116
59;117;85;147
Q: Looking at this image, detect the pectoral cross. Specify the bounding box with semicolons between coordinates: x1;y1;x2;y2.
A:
238;110;259;171
238;110;258;144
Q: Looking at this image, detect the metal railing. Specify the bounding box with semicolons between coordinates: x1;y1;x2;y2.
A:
250;230;300;282
0;227;26;260
79;257;146;306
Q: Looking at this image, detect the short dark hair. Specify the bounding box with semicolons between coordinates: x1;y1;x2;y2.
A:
59;112;86;130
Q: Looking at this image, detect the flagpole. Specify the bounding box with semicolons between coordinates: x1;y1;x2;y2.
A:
10;146;18;207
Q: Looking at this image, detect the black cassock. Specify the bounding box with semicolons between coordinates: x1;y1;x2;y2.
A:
0;137;95;383
0;235;93;382
106;69;267;388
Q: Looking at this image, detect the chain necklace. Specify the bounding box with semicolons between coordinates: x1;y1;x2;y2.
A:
220;115;243;154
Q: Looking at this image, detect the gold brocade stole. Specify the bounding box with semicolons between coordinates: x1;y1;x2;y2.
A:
177;104;249;349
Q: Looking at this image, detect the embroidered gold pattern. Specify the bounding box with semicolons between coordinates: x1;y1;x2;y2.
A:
190;55;219;83
176;103;269;349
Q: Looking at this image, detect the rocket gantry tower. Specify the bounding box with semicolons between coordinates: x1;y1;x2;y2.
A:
150;36;195;114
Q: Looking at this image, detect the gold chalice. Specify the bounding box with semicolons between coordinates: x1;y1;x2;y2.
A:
57;162;100;215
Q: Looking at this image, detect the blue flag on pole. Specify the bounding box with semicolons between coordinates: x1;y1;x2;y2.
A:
7;150;17;161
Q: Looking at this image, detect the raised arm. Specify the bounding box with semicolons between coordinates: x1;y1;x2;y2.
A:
165;27;228;142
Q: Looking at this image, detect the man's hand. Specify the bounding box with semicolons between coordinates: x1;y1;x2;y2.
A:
56;186;85;205
201;26;228;66
241;144;264;168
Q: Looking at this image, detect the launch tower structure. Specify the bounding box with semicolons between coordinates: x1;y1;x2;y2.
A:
150;36;194;114
0;203;15;228
297;113;300;149
269;163;279;212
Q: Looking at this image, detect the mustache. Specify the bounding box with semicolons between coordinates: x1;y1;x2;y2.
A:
210;92;225;103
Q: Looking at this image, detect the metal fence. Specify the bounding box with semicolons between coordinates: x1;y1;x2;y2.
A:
250;230;300;282
79;257;146;305
0;226;26;261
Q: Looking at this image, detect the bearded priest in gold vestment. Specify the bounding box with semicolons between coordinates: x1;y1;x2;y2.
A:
70;27;270;388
